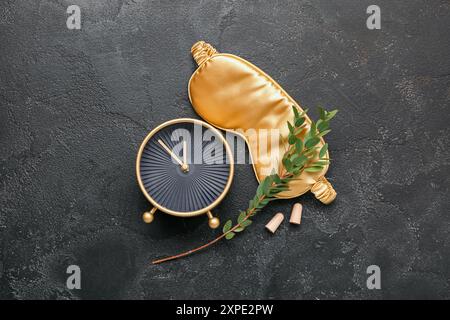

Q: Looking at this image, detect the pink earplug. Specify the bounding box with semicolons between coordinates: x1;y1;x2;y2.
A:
290;203;302;225
265;213;284;233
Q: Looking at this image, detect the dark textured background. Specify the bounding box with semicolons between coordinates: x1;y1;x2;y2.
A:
1;0;449;300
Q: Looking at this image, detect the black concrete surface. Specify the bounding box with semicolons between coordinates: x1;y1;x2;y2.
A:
1;0;449;299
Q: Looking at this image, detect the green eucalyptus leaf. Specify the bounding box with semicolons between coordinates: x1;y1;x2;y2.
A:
223;220;232;233
262;179;272;196
295;139;303;153
317;120;329;132
310;122;317;136
288;134;296;145
325;109;338;121
319;143;328;158
289;153;299;162
256;187;262;198
282;158;292;171
272;174;281;184
305;166;324;172
287;121;294;133
241;219;252;227
305;137;320;149
225;232;235;240
317;129;331;137
314;160;329;166
293;154;308;167
271;188;288;194
238;211;247;224
292;106;300;119
234;226;245;232
316;119;323;127
256;178;268;197
319;106;326;120
295;117;305;127
304;148;317;157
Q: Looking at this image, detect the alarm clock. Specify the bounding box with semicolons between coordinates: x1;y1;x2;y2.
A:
136;118;234;229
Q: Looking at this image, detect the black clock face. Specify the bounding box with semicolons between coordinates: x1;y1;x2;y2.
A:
139;121;232;213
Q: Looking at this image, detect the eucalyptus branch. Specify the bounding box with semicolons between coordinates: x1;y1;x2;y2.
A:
152;106;338;265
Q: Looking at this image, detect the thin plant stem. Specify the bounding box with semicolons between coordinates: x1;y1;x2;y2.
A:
152;173;290;265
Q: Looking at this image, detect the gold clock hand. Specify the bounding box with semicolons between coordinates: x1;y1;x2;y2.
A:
157;139;189;172
183;140;187;166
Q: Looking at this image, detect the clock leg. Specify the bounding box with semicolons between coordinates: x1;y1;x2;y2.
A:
206;211;220;229
142;207;157;224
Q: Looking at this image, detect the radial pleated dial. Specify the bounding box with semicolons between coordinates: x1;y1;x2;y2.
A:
139;121;232;214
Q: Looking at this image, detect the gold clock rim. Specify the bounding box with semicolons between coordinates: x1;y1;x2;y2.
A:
136;118;235;218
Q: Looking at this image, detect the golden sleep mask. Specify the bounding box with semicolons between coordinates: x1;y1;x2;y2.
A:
188;41;336;204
